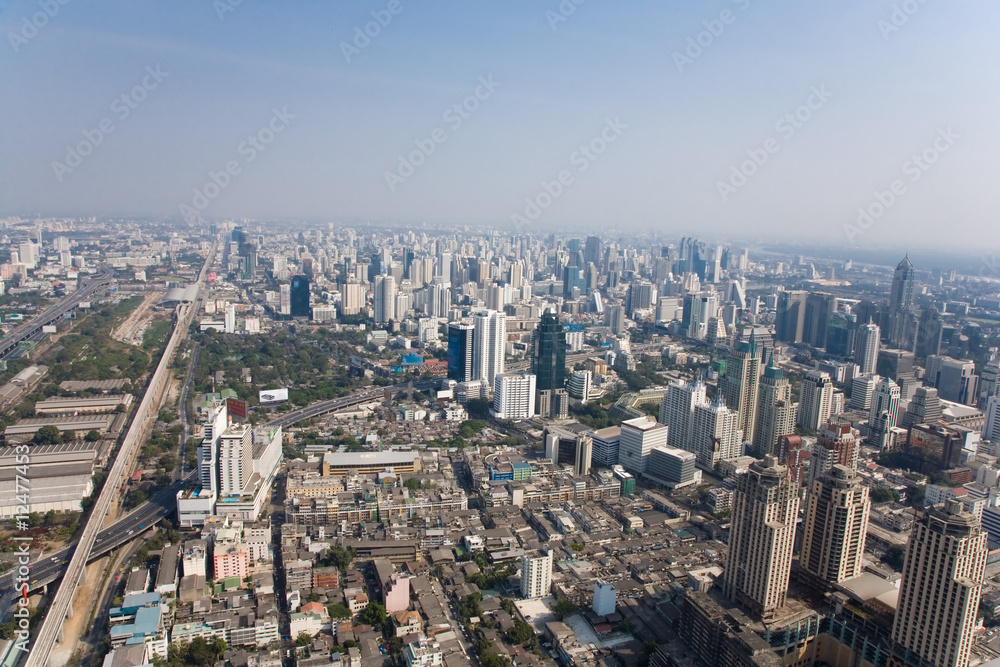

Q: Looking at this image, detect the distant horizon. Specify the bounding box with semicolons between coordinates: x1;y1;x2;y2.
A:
3;1;997;252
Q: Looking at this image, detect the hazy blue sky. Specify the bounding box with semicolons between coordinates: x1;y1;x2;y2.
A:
1;1;997;249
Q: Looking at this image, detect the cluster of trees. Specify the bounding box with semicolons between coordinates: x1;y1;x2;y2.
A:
153;637;227;667
321;545;354;571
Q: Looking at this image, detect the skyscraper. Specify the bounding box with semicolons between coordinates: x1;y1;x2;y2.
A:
692;394;743;470
868;377;901;449
492;373;535;420
584;235;602;267
447;322;475;382
888;256;916;349
775;290;808;344
752;354;794;458
797;371;834;431
721;331;761;444
892;499;987;667
219;423;252;497
473;310;505;389
984;395;1000;444
659;378;706;451
373;274;396;324
724;455;798;619
532;308;566;393
809;419;860;486
289;274;311;317
800;465;870;585
853;322;881;375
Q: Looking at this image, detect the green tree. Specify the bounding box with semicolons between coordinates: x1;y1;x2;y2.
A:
328;603;352;619
324;545;354;570
296;632;313;646
870;487;895;504
32;425;62;445
551;597;577;620
84;429;101;442
360;601;387;627
403;477;421;492
883;545;906;571
506;618;536;644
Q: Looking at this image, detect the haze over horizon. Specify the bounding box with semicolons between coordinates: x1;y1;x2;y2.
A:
2;1;998;250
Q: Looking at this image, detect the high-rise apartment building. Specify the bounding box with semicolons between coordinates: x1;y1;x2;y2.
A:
659;378;707;451
219;423;252;497
543;425;593;477
721;331;761;446
520;550;553;599
892;499;987;667
491;373;535;420
984;395;1000;444
797;371;834;431
373;274;396;324
926;355;980;406
800;465;870;584
473;310;505;389
692;394;743;470
724;456;799;619
752;354;794;458
618;416;669;476
853;322;881;375
809;419;861;486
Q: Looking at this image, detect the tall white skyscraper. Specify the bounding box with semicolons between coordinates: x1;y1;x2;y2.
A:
198;402;229;495
224;303;236;334
473;309;505;389
692;394;743;470
853;322;881;375
374;274;396;324
219;423;252;497
520;549;552;599
892;499;987;667
724;455;798;620
659;378;706;451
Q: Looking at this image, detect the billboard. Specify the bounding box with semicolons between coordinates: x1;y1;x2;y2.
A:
42;325;57;333
401;355;424;366
226;397;248;420
259;388;289;405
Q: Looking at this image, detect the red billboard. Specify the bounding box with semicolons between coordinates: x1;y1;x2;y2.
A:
226;397;248;421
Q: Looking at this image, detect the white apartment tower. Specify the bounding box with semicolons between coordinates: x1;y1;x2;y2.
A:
374;274;396;324
800;465;870;584
492;373;535;421
892;499;988;667
692;394;743;471
853;322;881;376
473;309;506;389
868;377;901;449
659;378;706;451
219;423;252;497
724;455;799;620
520;550;552;599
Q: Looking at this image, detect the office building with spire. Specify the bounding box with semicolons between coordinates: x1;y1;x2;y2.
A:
892;499;987;667
888;256;917;350
724;456;798;620
800;465;870;585
752;354;795;458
